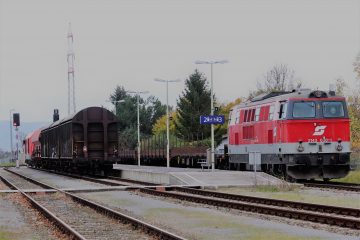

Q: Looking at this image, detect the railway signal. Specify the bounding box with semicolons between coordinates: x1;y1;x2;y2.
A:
13;113;20;126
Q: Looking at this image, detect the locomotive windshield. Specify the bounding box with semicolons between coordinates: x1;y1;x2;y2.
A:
322;101;344;118
293;102;315;118
291;100;347;119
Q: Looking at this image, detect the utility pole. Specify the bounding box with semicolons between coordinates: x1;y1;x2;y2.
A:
67;22;76;115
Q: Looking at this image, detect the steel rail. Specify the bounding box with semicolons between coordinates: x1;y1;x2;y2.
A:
28;167;126;186
3;168;53;189
303;182;360;192
4;168;187;240
139;188;360;230
173;187;360;217
107;175;158;186
301;180;360;187
0;172;86;240
29;166;158;187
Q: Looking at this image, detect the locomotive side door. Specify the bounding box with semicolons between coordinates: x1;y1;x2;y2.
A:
278;101;288;154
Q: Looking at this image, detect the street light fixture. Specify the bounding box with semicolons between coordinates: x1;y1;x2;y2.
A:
127;90;149;166
154;78;181;168
107;99;125;116
195;59;228;172
9;109;15;161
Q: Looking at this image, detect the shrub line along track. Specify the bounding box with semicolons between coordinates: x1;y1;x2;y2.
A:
1;168;186;240
301;181;360;192
138;187;360;230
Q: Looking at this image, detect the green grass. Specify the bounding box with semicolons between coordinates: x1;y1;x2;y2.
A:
333;169;360;184
245;183;300;193
0;228;24;240
0;162;15;167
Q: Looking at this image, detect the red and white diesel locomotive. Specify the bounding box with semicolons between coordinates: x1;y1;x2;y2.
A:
227;89;351;180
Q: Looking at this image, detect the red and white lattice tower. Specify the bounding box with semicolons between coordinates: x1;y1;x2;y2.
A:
67;22;76;115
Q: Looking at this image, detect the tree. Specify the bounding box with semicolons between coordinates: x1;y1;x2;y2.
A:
353;52;360;81
214;98;242;144
175;70;211;140
109;85;166;148
264;64;295;91
152;111;177;136
249;64;299;99
335;77;347;96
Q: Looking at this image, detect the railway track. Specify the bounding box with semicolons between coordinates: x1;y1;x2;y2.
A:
29;166;157;187
172;187;360;217
106;175;158;186
0;168;52;190
1;168;186;240
301;181;360;192
138;187;360;230
28;167;127;186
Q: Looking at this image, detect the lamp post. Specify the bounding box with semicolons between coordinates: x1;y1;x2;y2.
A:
127;91;149;166
154;78;181;168
195;60;228;172
9;109;15;161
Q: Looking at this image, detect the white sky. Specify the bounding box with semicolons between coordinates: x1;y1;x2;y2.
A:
0;0;359;122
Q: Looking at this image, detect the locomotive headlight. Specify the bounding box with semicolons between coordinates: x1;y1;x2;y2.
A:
336;139;343;151
297;141;304;152
336;143;343;151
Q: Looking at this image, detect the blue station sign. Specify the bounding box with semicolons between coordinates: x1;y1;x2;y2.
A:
200;115;225;125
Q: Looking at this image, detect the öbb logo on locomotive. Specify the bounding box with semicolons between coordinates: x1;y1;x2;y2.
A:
313;125;327;136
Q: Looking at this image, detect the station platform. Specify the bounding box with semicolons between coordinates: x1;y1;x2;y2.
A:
112;164;284;187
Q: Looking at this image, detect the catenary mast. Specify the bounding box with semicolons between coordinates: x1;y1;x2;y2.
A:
67;23;76;115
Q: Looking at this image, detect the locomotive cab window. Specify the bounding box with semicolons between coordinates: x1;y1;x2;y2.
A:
293;101;315;118
279;103;287;119
268;105;275;120
322;101;345;118
255;107;260;121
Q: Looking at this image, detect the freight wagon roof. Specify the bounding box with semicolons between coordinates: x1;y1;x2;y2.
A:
42;112;76;131
41;106;117;132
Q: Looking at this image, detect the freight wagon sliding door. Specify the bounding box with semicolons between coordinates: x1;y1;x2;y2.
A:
73;123;84;158
87;123;104;159
107;123;117;157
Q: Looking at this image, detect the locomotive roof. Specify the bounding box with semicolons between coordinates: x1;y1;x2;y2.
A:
233;89;344;110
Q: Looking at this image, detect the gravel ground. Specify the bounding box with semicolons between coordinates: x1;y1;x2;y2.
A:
0;169;44;190
214;186;360;209
78;190;359;240
30;192;152;240
9;167;106;189
0;193;68;240
0;179;9;190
